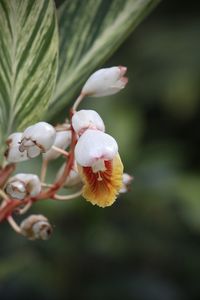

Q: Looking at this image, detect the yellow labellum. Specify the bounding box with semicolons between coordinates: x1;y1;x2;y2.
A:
78;153;123;207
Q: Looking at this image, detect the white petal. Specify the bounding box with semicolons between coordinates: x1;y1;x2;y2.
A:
6;146;29;163
5;173;41;199
120;173;133;193
5;180;26;200
43;131;71;161
16;174;41;196
72;110;105;136
20;215;52;240
75;129;118;166
7;132;22;145
122;173;133;185
81;66;128;97
32;221;52;240
22;122;56;152
27;145;41;158
5;133;29;163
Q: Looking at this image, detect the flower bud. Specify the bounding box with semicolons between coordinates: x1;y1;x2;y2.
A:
72;110;105;136
5;173;41;200
120;173;133;193
56;162;82;187
75;129;118;167
43;131;71;161
81;66;128;97
5;133;29;163
19;122;56;158
20;215;52;240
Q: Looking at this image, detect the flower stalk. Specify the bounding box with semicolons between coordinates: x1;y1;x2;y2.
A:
0;66;132;240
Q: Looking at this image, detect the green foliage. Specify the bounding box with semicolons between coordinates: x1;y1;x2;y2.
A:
47;0;160;120
0;0;160;163
0;0;58;161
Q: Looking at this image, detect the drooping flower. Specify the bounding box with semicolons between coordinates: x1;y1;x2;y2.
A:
75;129;123;207
43;131;71;161
81;66;128;97
5;173;41;200
20;215;52;240
19;122;56;158
5;133;29;163
72;109;105;136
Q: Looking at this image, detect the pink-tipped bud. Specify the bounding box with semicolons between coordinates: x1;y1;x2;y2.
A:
81;66;128;97
72;110;105;136
20;215;52;240
5;133;29;163
5;173;41;200
19;122;56;158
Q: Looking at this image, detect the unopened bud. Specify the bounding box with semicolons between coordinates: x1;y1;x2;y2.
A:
43;131;71;161
5;173;41;200
120;173;133;193
81;66;128;97
72;110;105;136
5;133;29;163
20;214;52;240
19;122;56;158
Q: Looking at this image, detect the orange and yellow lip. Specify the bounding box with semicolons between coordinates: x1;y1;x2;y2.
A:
78;153;123;207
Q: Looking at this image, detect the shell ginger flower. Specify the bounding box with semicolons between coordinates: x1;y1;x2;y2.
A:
81;66;128;97
5;173;41;200
75;129;123;207
19;122;56;158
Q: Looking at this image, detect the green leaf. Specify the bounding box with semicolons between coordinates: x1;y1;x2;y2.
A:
47;0;160;120
0;0;58;161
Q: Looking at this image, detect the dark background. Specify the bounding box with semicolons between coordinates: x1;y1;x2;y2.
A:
1;1;200;299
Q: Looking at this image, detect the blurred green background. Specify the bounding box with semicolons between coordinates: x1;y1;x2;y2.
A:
1;1;200;299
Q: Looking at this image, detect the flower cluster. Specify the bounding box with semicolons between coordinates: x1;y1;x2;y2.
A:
0;66;133;240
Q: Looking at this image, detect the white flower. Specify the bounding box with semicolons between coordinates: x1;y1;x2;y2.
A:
56;162;82;187
72;110;105;136
20;214;52;240
19;122;56;158
43;131;71;161
75;130;123;207
5;173;41;200
81;66;128;97
75;129;118;167
5;133;29;163
120;173;133;193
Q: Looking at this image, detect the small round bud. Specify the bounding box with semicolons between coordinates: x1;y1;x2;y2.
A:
5;173;41;200
19;122;56;158
20;215;52;240
81;66;128;97
56;162;82;187
120;173;133;193
72;110;105;136
43;131;72;161
5;133;29;163
75;129;118;167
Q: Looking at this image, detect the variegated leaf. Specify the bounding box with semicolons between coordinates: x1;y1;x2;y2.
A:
0;0;58;161
47;0;160;119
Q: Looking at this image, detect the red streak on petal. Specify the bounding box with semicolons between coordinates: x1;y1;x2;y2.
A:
83;160;112;194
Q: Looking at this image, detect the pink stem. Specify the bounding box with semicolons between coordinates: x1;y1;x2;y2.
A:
0;110;77;223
